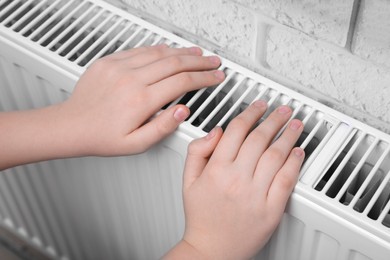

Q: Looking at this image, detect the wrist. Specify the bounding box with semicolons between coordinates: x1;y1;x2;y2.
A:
162;239;207;260
50;101;94;158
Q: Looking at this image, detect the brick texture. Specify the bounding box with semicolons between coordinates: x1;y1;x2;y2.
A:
232;0;355;46
266;26;390;124
352;0;390;68
104;0;390;131
115;0;255;59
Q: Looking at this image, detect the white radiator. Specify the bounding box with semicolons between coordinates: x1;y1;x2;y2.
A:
0;0;390;259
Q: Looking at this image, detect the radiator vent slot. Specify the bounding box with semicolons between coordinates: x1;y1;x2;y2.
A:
1;0;390;259
0;0;334;166
169;67;332;166
2;0;389;228
0;0;168;67
315;131;390;227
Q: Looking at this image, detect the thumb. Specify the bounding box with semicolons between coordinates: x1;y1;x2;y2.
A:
183;126;223;189
126;105;190;153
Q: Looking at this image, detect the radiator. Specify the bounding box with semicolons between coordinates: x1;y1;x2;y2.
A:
0;0;389;259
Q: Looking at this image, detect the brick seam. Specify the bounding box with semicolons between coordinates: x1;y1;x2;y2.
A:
345;0;362;51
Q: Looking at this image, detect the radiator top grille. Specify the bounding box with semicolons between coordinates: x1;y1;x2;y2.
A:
1;0;390;242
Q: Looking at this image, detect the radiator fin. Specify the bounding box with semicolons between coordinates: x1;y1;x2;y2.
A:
315;130;390;227
1;0;390;259
0;0;337;171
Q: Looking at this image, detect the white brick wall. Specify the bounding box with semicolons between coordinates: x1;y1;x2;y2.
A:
266;26;390;124
232;0;355;46
113;0;255;59
105;0;390;133
352;0;390;68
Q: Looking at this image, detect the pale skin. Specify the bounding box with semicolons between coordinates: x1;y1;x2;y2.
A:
0;45;304;259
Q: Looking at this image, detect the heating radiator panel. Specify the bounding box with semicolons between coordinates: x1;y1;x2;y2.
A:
0;151;187;260
1;0;390;259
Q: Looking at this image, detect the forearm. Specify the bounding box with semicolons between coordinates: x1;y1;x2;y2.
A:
0;46;222;170
0;103;84;170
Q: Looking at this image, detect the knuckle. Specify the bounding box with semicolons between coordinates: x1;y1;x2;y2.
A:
277;172;296;189
204;71;218;83
265;147;286;162
268;110;289;124
228;116;250;132
230;116;246;128
178;73;194;86
150;48;166;60
167;56;183;68
155;118;173;136
250;129;268;143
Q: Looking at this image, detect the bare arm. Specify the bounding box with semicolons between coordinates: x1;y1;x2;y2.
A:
0;45;224;170
0;44;304;259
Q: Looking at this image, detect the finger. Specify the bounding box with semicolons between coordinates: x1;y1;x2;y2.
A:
124;105;190;153
266;147;305;215
210;100;267;162
145;70;225;111
235;105;293;173
134;55;222;85
254;119;303;189
183;127;223;189
119;46;203;69
105;44;168;60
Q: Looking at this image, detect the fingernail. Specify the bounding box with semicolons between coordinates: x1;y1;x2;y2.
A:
206;127;218;140
214;70;225;80
208;56;221;65
189;47;202;55
289;120;302;130
278;106;291;114
294;148;304;157
174;107;189;122
253;100;267;108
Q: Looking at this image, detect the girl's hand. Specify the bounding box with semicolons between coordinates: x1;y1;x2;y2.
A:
0;45;224;169
164;101;305;259
59;44;225;156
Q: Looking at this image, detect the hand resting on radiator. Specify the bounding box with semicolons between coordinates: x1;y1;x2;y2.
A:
0;45;305;260
164;101;305;259
0;44;224;169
